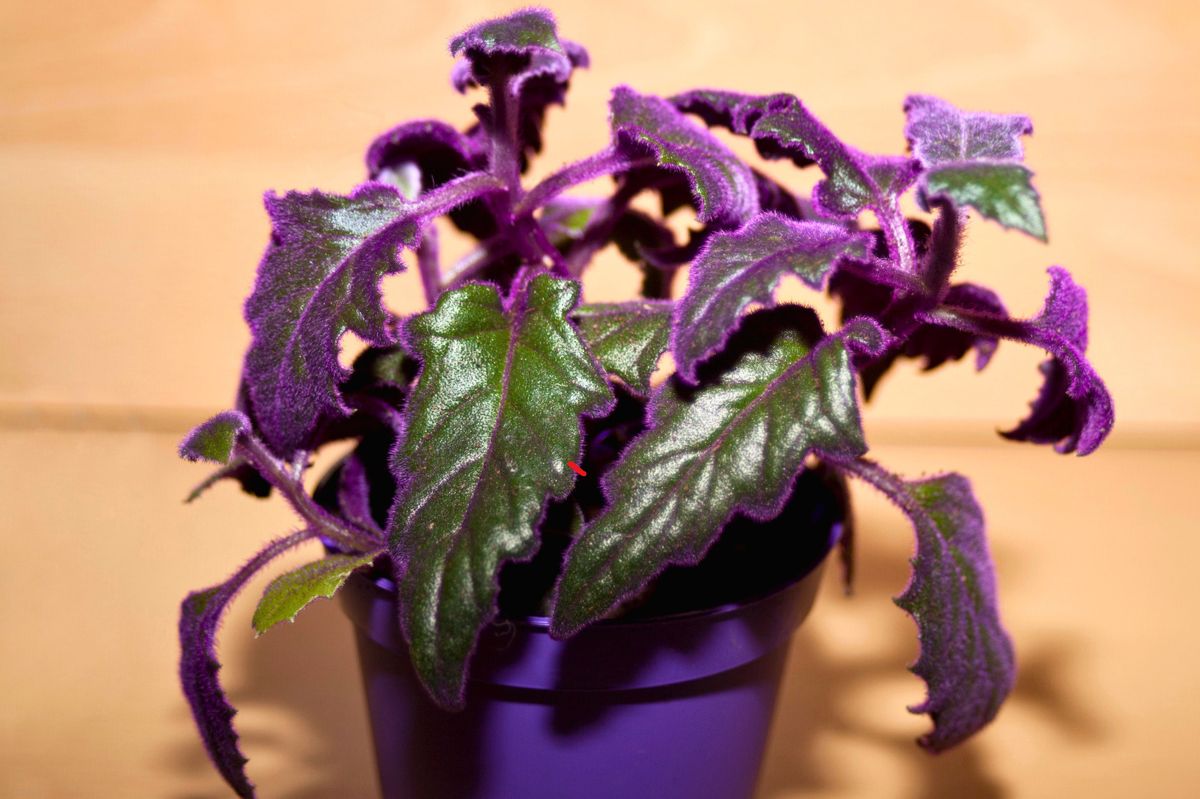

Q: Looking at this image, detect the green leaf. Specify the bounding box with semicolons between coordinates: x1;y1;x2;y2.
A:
925;163;1046;241
572;300;671;395
550;310;889;638
828;458;1015;751
179;411;250;465
539;198;603;247
904;94;1046;241
387;271;615;708
610;86;758;226
251;551;380;635
673;213;870;380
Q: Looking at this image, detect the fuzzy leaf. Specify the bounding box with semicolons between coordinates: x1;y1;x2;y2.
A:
609;86;758;226
550;309;889;638
366;119;496;238
835;460;1015;751
387;271;615;708
449;9;587;165
738;93;919;218
1001;267;1113;454
905;94;1045;240
925;164;1045;241
673;213;871;380
925;267;1113;455
179;530;315;798
252;552;380;635
243;174;502;458
179;411;250;464
571;300;672;395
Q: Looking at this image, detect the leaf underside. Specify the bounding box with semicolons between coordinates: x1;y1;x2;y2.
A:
252;552;381;635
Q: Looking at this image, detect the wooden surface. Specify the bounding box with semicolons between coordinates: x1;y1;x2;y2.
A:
2;0;1199;797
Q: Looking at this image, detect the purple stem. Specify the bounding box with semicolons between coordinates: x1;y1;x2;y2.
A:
514;150;651;218
524;217;571;277
236;435;383;552
876;198;917;275
416;222;441;305
487;75;523;199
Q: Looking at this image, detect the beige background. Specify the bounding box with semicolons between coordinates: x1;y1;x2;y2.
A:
2;0;1198;796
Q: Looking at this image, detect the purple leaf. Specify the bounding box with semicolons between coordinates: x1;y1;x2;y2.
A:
673;213;872;381
739;93;920;220
609;86;758;226
449;8;584;93
827;457;1015;752
550;309;890;638
387;271;614;709
449;9;588;168
179;530;316;798
1000;268;1113;454
243;174;504;458
925;266;1113;454
365;119;496;239
366;119;484;189
337;452;379;534
904;94;1045;240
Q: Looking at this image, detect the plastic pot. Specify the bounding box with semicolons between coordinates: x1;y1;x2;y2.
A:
338;472;846;799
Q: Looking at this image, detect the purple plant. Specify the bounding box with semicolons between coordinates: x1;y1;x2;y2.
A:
178;8;1113;796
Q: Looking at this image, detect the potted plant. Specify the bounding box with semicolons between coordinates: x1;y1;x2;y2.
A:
177;8;1114;798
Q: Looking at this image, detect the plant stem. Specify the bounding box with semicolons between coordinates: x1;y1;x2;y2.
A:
514;150;651;219
876;199;917;275
236;435;384;553
487;75;523;199
416;223;441;305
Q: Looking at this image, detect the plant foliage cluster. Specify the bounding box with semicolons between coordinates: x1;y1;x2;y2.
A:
178;9;1112;796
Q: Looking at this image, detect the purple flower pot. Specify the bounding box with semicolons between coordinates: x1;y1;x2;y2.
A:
337;470;847;799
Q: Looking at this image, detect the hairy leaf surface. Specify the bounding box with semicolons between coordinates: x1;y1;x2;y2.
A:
243;174;502;458
179;530;315;798
831;459;1015;752
610;86;758;226
905;94;1045;240
673;213;871;380
926;267;1113;454
252;552;381;635
550;310;889;637
572;300;672;395
388;272;614;708
179;411;251;464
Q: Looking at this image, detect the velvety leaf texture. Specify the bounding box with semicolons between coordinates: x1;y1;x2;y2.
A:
448;8;587;167
179;411;251;465
179;530;315;799
926;266;1113;455
388;272;614;708
252;552;381;635
905;94;1046;240
243;174;502;458
609;86;758;226
1002;267;1113;454
832;459;1015;752
571;300;672;395
550;310;889;638
673;213;871;380
737;93;919;219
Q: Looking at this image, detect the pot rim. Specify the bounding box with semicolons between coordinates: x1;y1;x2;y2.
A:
349;518;842;633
